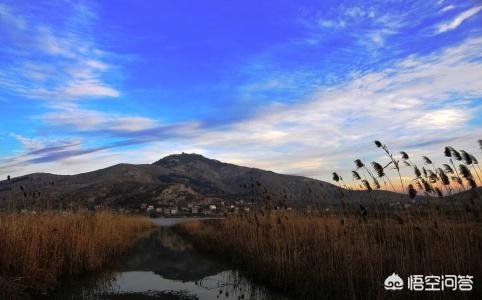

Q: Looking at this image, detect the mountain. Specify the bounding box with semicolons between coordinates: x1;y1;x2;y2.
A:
0;153;342;209
1;153;477;210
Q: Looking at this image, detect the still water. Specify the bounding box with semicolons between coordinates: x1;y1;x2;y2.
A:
43;218;290;300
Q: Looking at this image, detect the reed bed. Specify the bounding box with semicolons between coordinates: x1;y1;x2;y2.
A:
0;211;153;298
177;141;482;299
177;212;481;299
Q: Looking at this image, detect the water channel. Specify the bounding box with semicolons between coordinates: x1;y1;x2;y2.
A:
43;218;290;300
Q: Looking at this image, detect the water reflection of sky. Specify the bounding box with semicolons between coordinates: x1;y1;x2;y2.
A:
107;270;282;300
45;219;290;300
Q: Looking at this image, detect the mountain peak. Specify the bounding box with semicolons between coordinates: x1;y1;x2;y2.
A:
153;153;227;167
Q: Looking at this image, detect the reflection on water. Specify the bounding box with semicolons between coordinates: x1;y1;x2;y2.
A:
44;218;289;300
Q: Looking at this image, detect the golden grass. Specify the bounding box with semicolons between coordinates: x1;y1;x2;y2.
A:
0;211;153;297
177;211;482;299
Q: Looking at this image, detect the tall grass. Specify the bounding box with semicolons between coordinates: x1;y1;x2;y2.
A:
177;212;481;299
0;211;153;298
176;141;482;299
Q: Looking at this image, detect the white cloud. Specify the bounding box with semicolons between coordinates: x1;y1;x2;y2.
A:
441;5;456;12
0;3;26;31
370;32;384;45
9;134;43;150
3;4;482;184
0;149;123;177
318;19;337;28
436;6;482;33
182;37;482;178
412;108;467;130
41;105;158;133
344;6;367;18
62;80;120;98
7;37;482;180
0;3;120;101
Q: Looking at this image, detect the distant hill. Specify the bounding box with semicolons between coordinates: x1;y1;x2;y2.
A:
0;153;478;209
0;153;341;209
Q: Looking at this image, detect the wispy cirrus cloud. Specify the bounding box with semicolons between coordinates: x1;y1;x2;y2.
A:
441;5;456;13
188;36;482;177
1;0;481;184
41;104;159;133
436;5;482;34
0;2;120;101
5;36;481;180
9;134;44;151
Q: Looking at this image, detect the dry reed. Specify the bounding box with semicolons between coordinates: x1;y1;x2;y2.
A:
176;140;482;299
0;211;153;298
177;212;482;299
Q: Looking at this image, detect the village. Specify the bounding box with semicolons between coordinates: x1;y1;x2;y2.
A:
139;198;252;217
131;182;254;217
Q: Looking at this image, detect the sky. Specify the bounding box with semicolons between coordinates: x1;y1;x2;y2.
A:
0;0;481;187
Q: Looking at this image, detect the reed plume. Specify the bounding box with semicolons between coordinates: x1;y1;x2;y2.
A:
372;140;405;193
443;164;454;174
354;158;377;188
461;150;473;165
458;164;478;191
422;156;433;165
472;154;482;185
420;178;433;194
444;147;451;157
446;146;465;190
371;161;396;192
463;151;482;185
414;166;422;178
354;159;364;169
400;151;416;172
459;164;473;180
427;170;438;184
450;147;462;161
437;168;451;193
362;179;372;191
371;162;385;178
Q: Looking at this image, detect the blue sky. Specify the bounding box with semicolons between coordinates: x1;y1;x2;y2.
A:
0;0;481;184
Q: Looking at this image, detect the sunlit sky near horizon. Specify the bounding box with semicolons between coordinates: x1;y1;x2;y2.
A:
0;0;481;184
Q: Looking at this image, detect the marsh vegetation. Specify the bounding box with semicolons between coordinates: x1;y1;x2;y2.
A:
177;141;482;299
0;211;153;299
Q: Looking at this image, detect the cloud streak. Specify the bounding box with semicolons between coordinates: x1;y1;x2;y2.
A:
0;2;120;101
4;36;482;182
436;5;482;33
1;1;481;185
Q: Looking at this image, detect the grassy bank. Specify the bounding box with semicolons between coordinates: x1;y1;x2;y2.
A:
0;211;153;298
176;212;482;299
